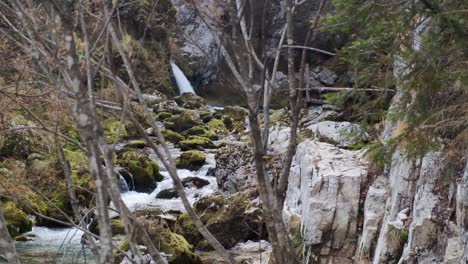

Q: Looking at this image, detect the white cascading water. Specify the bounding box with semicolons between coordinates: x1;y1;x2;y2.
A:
170;60;196;95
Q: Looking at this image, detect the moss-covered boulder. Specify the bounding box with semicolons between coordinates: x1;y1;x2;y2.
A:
223;106;248;122
182;126;217;140
103;118;129;143
173;110;202;133
174;93;207;110
117;149;163;193
153;100;180;114
137;213;202;264
157;111;173;121
162;130;185;144
124;140;147;149
175;151;206;170
89;218;126;236
206;119;228;135
2;201;32;237
177;136;216;151
0;130;33;159
174;192;264;250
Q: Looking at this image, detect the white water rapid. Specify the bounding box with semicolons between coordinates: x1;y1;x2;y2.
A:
170;61;195;95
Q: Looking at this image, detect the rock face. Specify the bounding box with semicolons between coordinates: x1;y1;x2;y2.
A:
283;140;367;263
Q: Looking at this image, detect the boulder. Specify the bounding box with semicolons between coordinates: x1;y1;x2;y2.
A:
162;129;185;144
223;106;248;122
157;188;179;199
314;66;338;86
181;177;210;189
174;192;265;250
117;149;163;193
124;140;147;149
174;110;202;133
178;136;215;151
174;93;207;110
306;121;368;148
182;125;217;140
176;151;206;170
157;111;173;121
206;119;228;134
137;212;202;264
2;201;32;237
214;145;255;194
153;100;180;114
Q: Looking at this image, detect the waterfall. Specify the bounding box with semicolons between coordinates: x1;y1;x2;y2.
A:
119;174;130;193
170;61;195;95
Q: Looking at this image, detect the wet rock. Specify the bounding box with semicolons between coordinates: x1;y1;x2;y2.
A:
157;188;179;199
306;121;368;148
117;149;163;193
181;177;210;189
174;110;202;133
176;151;206;170
178;136;215;151
157;111;173;121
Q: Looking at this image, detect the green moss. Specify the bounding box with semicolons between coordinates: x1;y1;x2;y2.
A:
175;150;206;170
2;201;32;237
124;140;147;149
223;106;248;121
158;112;173;121
162;130;185;144
206;119;228;134
103;118;129;143
173;110;202;133
182;125;218;140
177;136;216;151
174;213;201;245
117;149;162;192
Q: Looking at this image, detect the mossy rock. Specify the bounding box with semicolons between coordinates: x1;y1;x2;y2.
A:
182;125;217;140
124;140;147;149
206;119;228;134
138;215;202;264
117;149;163;193
2;201;32;237
103;118;129;143
156;188;179;199
175;151;206;170
175;192;264;250
174;93;207;110
223;116;234;130
90;218;125;236
173;110;202;133
153;100;180;114
223;106;248;121
158;112;173;121
164;121;176;130
0;130;33;159
162;130;185;144
177;136;216;151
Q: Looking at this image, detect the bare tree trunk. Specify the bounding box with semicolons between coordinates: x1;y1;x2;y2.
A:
0;201;20;264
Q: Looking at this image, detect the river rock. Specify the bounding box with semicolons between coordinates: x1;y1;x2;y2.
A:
176;150;206;170
153;100;180;114
178;136;215;151
181;177;210;189
283;140;367;262
2;201;32;237
306;120;368;148
174;93;207;110
157;188;179;199
116;149;163;193
174;110;202;133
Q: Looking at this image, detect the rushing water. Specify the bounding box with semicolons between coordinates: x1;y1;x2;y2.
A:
170;61;196;95
15;149;217;264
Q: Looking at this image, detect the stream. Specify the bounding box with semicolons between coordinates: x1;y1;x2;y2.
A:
15;147;218;264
